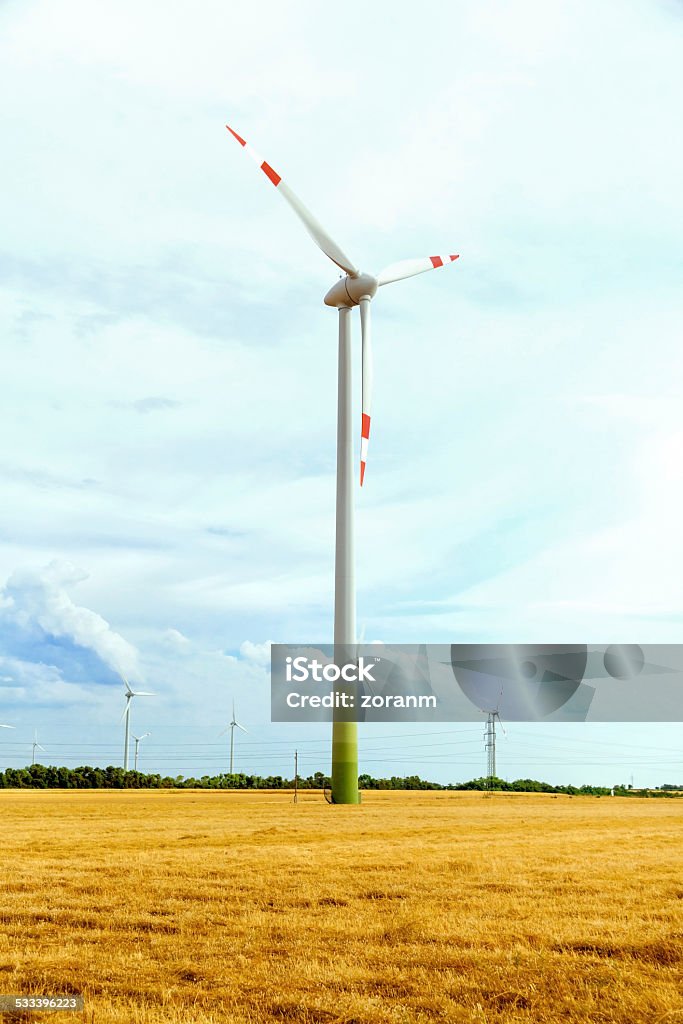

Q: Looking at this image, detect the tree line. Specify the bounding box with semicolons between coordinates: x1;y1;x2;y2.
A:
0;764;680;794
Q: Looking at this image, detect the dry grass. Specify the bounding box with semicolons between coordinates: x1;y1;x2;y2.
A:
0;790;682;1023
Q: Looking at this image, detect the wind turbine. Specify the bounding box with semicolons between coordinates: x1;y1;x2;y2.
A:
120;678;156;771
31;729;46;766
219;701;247;775
132;732;150;772
226;125;459;803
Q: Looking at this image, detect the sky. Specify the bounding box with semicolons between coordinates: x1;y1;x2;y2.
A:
1;0;682;786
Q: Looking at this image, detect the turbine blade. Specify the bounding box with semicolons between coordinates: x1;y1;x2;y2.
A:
234;722;248;734
0;724;15;729
119;704;130;723
225;124;359;277
131;691;156;697
359;297;373;487
377;254;459;287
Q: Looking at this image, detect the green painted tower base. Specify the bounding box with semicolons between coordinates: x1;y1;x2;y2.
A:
331;720;359;804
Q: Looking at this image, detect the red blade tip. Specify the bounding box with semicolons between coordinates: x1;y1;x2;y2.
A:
226;125;246;146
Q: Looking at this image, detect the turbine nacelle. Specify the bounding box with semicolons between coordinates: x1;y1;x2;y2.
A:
324;272;378;309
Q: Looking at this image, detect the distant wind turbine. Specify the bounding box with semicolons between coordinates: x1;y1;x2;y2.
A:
31;729;46;766
132;732;151;772
219;701;247;775
120;677;156;771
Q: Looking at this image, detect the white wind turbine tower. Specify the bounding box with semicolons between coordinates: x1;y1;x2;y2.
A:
120;677;156;771
226;125;459;803
132;732;150;772
31;729;46;766
220;701;247;775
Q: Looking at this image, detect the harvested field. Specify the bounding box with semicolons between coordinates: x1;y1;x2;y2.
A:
0;790;682;1023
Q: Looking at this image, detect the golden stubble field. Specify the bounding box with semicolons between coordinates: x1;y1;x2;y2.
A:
0;790;682;1024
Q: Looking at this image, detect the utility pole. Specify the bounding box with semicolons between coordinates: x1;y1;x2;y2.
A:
294;750;298;804
485;713;497;789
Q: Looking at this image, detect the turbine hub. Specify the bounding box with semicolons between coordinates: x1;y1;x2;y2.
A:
324;272;378;308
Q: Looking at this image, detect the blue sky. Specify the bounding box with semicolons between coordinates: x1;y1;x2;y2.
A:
1;0;682;785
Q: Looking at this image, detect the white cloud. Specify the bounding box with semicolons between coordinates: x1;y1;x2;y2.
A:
239;640;273;666
1;560;142;681
0;654;101;707
162;628;191;651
